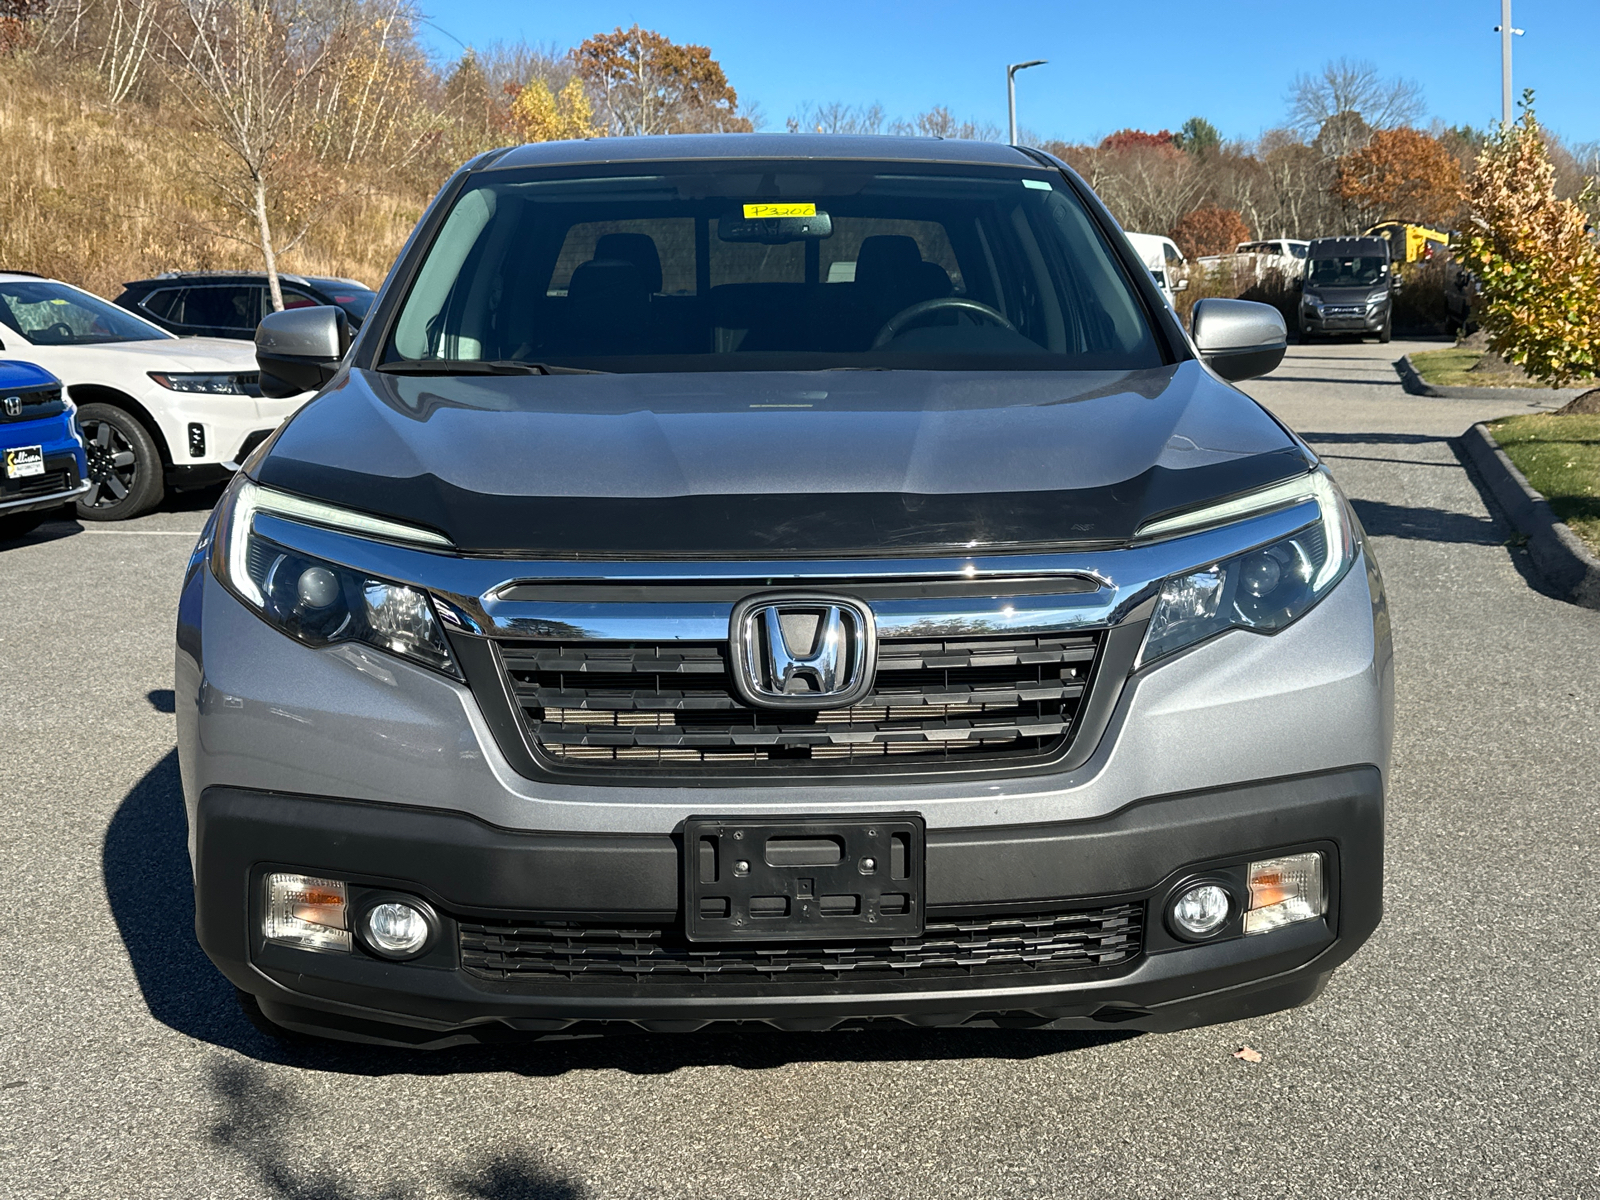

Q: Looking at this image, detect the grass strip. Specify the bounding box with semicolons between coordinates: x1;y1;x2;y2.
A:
1489;414;1600;555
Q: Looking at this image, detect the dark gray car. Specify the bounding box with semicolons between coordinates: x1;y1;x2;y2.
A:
1299;236;1395;344
177;135;1391;1046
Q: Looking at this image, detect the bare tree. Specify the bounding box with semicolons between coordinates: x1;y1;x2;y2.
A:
98;0;155;104
1287;58;1425;150
152;0;341;311
786;101;886;135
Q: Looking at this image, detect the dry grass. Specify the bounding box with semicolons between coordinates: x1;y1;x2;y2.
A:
0;64;432;296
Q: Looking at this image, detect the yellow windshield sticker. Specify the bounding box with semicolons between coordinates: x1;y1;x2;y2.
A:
743;203;816;219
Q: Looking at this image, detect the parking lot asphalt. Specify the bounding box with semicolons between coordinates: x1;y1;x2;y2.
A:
3;339;1597;1199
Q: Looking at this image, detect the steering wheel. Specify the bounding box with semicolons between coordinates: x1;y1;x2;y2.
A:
871;297;1016;350
44;322;75;342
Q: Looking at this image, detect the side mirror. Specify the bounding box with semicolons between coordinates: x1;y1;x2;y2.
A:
255;306;350;399
1172;278;1189;292
1191;298;1286;382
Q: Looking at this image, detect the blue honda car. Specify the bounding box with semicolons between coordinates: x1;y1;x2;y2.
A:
0;361;89;542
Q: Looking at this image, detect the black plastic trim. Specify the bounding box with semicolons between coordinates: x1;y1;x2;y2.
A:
193;766;1382;1041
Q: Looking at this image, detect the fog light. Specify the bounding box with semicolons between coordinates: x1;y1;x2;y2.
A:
1244;852;1327;934
264;873;350;952
1169;882;1231;938
361;900;433;959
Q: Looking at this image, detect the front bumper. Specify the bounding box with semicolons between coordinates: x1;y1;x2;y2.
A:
1301;307;1386;335
197;767;1382;1045
0;441;88;515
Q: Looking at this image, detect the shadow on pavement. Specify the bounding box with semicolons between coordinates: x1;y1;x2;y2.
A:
105;752;1135;1080
0;518;82;550
1349;498;1504;546
210;1060;589;1199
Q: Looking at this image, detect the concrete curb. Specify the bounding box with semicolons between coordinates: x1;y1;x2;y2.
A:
1461;423;1600;610
1395;354;1586;405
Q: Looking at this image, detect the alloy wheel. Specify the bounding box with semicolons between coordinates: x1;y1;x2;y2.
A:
80;416;139;509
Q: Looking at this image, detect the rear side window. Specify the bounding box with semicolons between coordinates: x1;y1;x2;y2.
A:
139;288;182;320
174;286;262;331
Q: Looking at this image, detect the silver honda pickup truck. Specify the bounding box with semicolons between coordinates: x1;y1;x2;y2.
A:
176;134;1391;1046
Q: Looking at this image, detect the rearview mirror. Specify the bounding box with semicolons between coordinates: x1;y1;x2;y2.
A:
255;305;350;398
1191;298;1286;382
718;204;832;244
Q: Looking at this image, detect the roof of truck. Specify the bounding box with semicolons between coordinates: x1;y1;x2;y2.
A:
1307;236;1390;257
488;134;1044;172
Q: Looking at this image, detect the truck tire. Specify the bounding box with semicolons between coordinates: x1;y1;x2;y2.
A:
75;402;165;521
1378;313;1392;344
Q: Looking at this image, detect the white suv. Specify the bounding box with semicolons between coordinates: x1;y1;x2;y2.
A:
0;271;308;519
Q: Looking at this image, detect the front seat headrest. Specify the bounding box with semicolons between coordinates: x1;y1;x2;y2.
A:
854;235;925;290
593;233;663;295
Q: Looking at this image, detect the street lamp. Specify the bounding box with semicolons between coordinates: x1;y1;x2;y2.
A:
1004;60;1043;147
1494;0;1524;127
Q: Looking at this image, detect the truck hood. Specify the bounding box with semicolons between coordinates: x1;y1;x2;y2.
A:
253;362;1311;558
1306;286;1385;303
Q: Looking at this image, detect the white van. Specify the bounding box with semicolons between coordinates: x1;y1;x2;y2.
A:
1124;233;1188;305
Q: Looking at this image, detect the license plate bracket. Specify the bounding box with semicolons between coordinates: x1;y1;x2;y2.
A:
683;814;925;942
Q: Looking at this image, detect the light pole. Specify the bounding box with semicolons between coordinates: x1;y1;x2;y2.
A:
1004;59;1043;144
1494;0;1524;126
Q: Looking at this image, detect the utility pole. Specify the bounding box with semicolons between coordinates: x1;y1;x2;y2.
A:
1494;0;1524;126
1004;59;1043;144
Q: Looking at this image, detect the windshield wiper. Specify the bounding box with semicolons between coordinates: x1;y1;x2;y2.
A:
375;359;609;376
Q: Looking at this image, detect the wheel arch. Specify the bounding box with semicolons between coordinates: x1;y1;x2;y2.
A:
69;385;173;466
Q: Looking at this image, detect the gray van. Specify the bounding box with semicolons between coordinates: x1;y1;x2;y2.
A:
1298;236;1395;343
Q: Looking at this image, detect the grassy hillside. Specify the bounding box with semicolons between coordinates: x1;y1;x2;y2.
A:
0;64;433;297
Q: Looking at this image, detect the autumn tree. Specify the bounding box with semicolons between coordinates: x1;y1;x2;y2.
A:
1170;204;1252;258
0;0;45;54
1459;103;1600;385
510;76;597;142
1099;128;1178;154
575;25;752;136
1335;127;1462;227
442;49;502;153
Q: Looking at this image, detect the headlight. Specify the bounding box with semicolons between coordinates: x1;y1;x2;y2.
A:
148;371;252;394
1139;469;1357;666
215;479;460;677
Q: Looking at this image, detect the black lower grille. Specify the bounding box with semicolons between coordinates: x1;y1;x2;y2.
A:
1;468;73;500
460;903;1143;987
497;631;1100;772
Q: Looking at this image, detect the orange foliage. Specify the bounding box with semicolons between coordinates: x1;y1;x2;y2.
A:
1334;127;1463;226
1099;128;1179;156
1170;204;1252;258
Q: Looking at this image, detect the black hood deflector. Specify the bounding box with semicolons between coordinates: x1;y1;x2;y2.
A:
256;365;1311;559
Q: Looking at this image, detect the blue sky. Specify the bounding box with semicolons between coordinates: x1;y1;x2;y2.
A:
417;0;1600;146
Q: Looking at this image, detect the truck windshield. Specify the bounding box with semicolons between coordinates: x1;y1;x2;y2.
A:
383;161;1164;373
1308;256;1386;287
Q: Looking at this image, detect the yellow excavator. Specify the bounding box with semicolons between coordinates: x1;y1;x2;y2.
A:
1365;222;1452;263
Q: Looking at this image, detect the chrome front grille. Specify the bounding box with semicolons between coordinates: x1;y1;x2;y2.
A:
496;631;1100;771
